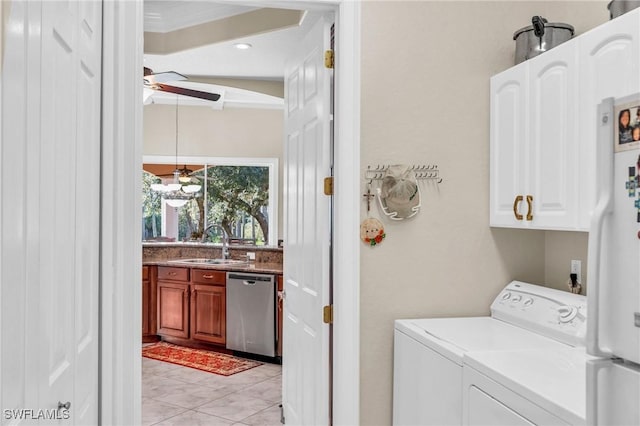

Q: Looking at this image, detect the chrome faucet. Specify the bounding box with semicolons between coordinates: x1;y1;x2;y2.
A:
201;224;230;259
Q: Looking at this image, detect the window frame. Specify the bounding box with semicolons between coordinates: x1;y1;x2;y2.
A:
143;155;279;246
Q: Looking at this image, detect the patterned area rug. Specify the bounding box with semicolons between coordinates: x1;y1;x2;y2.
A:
142;342;261;376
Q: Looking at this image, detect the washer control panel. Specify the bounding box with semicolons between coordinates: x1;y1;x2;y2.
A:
491;281;587;346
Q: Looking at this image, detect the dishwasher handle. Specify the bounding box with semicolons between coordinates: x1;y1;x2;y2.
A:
228;272;273;282
243;280;257;286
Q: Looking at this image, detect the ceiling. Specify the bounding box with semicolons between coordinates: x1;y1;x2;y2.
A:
143;1;314;82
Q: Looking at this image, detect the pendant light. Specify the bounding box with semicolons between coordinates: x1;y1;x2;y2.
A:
151;95;201;207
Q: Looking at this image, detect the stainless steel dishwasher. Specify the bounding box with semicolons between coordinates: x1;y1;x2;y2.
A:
226;272;275;357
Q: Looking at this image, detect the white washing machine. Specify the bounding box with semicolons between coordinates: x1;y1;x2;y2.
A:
393;281;587;426
463;346;599;425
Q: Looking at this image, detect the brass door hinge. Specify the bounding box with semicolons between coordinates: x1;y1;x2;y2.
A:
324;176;333;195
324;50;334;69
323;305;333;324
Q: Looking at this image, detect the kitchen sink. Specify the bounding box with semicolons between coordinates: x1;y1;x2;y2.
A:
167;258;248;266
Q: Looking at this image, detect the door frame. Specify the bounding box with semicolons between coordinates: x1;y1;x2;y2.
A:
100;1;144;424
99;1;360;425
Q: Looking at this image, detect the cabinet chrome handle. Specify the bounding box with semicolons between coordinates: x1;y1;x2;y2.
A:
513;195;524;220
202;274;214;279
526;195;533;221
58;401;71;410
168;272;177;276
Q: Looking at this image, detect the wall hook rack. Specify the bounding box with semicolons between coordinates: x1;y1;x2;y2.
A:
365;164;443;184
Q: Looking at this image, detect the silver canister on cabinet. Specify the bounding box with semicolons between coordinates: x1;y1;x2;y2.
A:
513;16;574;64
607;0;640;19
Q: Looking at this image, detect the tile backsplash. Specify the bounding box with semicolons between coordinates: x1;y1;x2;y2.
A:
143;243;283;264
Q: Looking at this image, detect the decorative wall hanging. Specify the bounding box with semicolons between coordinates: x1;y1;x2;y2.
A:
360;180;386;246
365;164;442;221
378;165;421;220
360;217;386;246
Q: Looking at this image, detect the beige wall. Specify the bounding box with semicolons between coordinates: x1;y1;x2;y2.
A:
359;2;607;424
545;231;590;291
143;104;284;240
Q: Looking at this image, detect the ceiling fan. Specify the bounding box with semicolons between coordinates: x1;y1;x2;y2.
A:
143;67;221;102
157;164;199;184
150;94;202;193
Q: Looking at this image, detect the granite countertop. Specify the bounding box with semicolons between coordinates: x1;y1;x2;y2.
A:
144;259;283;275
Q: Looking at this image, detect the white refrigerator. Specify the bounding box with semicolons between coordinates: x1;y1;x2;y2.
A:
587;95;640;426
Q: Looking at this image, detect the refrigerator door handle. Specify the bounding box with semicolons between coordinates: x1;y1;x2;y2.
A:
587;98;615;358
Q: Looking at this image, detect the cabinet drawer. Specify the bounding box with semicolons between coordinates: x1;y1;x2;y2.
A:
142;265;149;280
157;266;189;282
192;269;226;285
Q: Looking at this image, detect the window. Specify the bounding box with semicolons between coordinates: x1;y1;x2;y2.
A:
142;156;278;245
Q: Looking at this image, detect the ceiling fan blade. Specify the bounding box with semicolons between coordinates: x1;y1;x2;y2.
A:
144;71;187;85
156;83;221;102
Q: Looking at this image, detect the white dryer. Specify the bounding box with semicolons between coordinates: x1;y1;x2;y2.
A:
393;281;587;426
462;346;596;425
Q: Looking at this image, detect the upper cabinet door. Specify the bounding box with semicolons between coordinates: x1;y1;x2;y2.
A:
490;8;640;232
578;10;640;230
528;41;579;230
490;63;529;228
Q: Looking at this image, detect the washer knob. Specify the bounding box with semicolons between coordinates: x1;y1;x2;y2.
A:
523;298;534;306
501;292;511;300
557;306;578;323
512;295;522;302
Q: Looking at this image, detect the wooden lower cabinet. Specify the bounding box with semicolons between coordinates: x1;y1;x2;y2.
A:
191;284;226;344
156;266;227;348
157;267;190;339
157;281;190;338
142;265;159;342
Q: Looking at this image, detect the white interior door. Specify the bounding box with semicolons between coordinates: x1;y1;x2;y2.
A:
282;13;333;426
39;1;102;421
0;1;101;422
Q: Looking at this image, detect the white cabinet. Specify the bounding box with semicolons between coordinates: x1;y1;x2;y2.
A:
491;41;579;230
490;63;529;227
528;42;580;230
577;9;640;230
491;8;640;231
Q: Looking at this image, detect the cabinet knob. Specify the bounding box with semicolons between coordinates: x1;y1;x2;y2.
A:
513;195;524;220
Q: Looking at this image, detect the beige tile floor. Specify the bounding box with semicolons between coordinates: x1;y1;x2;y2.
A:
142;354;282;426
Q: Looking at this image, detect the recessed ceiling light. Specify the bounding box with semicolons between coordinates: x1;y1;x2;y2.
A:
234;43;252;50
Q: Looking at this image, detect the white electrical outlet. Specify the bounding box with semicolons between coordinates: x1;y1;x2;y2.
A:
246;252;256;261
571;259;582;284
